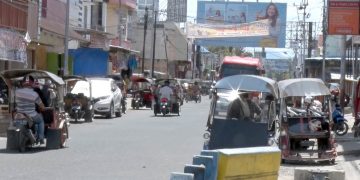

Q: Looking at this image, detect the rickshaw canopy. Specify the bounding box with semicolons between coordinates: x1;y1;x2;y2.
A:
62;75;88;82
0;69;65;86
278;78;330;98
214;75;278;98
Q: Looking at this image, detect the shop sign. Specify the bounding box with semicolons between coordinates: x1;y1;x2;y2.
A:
0;28;27;63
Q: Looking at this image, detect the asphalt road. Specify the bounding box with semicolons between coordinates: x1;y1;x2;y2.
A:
2;97;360;180
0;98;210;180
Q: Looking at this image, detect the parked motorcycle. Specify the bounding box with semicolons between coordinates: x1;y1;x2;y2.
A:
332;105;349;136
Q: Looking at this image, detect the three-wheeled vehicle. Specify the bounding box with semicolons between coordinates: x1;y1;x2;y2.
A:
63;75;94;122
204;75;279;150
130;76;153;109
278;78;337;163
154;79;181;116
1;69;69;152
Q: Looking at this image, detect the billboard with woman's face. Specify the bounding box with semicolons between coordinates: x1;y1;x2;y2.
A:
196;1;287;48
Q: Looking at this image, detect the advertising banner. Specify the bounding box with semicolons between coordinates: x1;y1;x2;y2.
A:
196;1;287;48
187;20;270;38
0;28;27;63
328;0;360;35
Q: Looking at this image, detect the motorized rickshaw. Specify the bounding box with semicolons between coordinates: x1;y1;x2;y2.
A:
63;75;94;122
153;79;181;116
185;81;201;103
1;69;69;152
130;76;153;109
278;78;337;163
204;75;279;150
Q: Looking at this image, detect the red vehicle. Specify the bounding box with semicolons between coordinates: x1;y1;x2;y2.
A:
218;56;264;79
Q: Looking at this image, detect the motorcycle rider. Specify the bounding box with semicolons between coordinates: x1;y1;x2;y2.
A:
159;80;174;106
15;75;46;144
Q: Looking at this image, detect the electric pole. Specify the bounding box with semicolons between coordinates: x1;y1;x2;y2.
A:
322;0;327;81
151;10;157;79
64;0;70;76
301;0;308;78
141;7;148;74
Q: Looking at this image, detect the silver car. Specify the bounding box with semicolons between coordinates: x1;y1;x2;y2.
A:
89;78;122;118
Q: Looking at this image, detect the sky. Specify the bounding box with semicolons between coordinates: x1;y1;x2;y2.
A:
186;0;324;23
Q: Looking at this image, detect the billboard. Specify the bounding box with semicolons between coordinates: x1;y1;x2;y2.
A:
328;0;360;35
196;1;287;48
187;20;270;38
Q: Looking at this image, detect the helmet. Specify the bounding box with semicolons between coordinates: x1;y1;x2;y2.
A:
304;96;313;104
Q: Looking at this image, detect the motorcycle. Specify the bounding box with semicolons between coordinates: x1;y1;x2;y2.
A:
332;105;349;136
10;113;38;152
71;98;84;122
160;98;170;116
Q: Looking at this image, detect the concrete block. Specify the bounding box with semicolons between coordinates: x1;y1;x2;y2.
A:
184;164;205;180
170;172;194;180
200;150;220;179
192;155;216;180
294;168;345;180
217;146;281;180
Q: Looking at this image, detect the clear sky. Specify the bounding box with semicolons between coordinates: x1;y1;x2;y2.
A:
186;0;323;23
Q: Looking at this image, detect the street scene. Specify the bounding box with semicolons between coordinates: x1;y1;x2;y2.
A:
1;0;360;180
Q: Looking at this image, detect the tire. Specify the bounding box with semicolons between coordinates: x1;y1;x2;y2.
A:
106;103;114;119
335;122;349;136
115;103;122;117
60;123;69;148
84;109;93;122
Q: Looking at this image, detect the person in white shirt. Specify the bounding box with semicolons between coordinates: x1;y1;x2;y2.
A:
159;80;173;101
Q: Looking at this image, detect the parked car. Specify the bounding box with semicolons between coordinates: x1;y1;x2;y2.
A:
89;78;122;118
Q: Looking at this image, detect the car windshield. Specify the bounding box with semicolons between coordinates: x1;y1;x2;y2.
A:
91;80;111;98
71;80;90;97
220;64;259;78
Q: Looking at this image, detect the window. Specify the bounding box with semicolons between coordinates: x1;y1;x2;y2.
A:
42;0;47;18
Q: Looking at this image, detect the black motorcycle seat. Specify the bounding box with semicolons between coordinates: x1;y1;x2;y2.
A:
42;108;54;124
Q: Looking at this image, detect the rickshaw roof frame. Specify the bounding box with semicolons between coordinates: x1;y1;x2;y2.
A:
214;75;278;98
0;69;65;86
63;75;88;82
278;78;330;98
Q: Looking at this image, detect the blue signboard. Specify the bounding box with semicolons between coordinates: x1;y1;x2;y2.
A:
196;1;287;48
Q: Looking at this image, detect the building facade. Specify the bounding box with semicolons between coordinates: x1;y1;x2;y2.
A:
167;0;187;22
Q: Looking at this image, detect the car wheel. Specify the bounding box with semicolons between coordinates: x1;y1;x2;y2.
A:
115;102;122;117
106;103;114;119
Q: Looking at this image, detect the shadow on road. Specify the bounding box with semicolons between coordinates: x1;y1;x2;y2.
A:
0;146;65;154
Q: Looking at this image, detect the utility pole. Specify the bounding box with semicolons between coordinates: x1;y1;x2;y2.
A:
151;10;157;79
301;0;308;78
64;0;70;76
322;0;327;81
141;7;148;74
340;35;346;109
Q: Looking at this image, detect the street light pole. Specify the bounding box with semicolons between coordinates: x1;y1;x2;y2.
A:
64;0;70;76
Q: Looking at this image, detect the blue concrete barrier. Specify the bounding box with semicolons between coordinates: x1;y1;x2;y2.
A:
184;164;205;180
170;172;194;180
192;155;216;180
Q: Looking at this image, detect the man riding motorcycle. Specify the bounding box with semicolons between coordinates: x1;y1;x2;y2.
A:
15;75;46;144
159;80;174;105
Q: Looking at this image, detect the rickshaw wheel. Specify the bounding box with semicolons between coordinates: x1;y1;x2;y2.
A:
60;123;69;148
330;159;336;164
